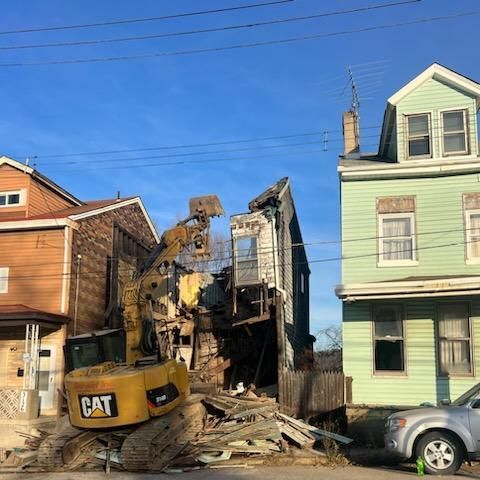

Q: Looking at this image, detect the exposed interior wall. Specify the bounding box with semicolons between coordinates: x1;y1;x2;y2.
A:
231;210;275;287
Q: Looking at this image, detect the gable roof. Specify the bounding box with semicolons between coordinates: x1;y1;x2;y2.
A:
0;156;82;205
0;156;160;242
388;63;480;106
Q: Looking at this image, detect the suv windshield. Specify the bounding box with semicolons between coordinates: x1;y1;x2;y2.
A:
453;383;480;406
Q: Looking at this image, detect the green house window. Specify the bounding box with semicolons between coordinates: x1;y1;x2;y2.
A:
438;304;472;376
234;236;259;286
373;305;405;373
406;113;431;158
442;110;469;156
466;210;480;259
378;213;416;264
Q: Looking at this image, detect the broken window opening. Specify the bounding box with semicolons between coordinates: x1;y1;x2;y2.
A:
234;236;259;286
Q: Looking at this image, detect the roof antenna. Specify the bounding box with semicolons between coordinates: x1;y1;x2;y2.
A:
341;66;361;154
116;190;121;200
347;65;360;117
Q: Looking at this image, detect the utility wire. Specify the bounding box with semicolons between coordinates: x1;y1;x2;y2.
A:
0;1;293;36
3;224;480;270
4;236;480;280
0;0;420;52
25;125;382;160
2;11;476;68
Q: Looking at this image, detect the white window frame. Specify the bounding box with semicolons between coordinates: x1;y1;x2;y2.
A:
437;303;473;377
0;189;26;208
405;112;432;160
373;304;406;375
0;267;9;294
441;108;469;157
465;208;480;263
378;212;417;267
234;235;260;286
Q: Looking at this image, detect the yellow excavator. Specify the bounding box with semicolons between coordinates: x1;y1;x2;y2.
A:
38;195;224;470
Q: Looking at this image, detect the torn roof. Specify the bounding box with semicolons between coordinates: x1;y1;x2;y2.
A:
248;177;290;212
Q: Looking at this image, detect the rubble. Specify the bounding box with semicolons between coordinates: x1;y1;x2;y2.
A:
0;391;352;473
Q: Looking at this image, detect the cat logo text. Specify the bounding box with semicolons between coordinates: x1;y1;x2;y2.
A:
79;393;118;418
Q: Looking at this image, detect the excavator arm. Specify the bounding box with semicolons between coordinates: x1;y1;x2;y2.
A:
122;195;224;364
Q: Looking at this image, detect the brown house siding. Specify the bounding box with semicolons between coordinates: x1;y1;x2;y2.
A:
0;164;29;219
27;177;75;217
68;203;157;334
0;229;66;314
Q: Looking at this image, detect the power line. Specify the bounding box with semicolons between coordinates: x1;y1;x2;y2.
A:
0;1;293;36
2;224;480;270
26;125;382;160
3;235;480;280
2;11;477;68
0;1;420;52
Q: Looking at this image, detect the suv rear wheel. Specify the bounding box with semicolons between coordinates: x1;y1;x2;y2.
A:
416;431;463;475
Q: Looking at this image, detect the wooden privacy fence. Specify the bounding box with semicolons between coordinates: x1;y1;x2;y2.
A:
279;370;352;419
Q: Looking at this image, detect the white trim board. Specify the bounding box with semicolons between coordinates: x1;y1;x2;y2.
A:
338;157;480;180
388;63;480;106
336;276;480;301
0;218;78;231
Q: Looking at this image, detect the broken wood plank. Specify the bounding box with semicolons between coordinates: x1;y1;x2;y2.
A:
228;405;276;420
277;422;315;449
276;412;353;444
231;313;270;327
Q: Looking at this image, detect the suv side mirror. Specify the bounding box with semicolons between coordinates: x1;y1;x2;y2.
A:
471;399;480;409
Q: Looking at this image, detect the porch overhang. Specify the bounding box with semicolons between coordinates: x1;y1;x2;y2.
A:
0;305;69;329
335;275;480;302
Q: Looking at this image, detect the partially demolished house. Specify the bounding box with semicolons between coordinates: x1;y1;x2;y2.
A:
187;178;313;390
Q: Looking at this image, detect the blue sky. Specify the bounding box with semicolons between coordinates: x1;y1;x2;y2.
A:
0;0;478;336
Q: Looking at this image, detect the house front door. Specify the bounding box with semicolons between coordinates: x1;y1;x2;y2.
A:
37;347;56;412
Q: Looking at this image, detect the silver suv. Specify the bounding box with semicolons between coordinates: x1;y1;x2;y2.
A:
385;383;480;475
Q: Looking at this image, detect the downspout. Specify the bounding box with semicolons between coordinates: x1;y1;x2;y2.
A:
73;254;82;336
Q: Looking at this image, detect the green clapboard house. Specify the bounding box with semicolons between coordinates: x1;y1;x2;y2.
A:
336;63;480;406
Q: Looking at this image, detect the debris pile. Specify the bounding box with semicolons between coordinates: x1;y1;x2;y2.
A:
0;392;352;473
165;392;352;471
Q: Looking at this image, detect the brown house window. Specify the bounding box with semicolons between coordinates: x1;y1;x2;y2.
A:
373;305;405;373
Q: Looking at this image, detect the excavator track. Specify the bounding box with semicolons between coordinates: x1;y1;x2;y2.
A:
121;395;206;472
37;426;94;469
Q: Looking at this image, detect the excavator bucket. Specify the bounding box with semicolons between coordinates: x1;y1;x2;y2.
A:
189;195;225;218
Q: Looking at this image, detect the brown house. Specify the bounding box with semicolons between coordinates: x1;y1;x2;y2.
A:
0;156;158;442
